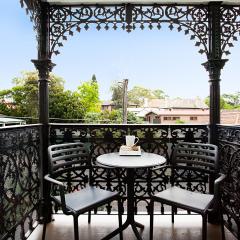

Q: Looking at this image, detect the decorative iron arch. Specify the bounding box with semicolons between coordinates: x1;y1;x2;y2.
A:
48;4;209;57
20;1;240;59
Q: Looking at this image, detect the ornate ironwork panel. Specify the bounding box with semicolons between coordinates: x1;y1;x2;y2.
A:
21;1;240;58
0;125;41;240
217;125;240;239
48;4;209;56
220;6;240;56
49;123;208;215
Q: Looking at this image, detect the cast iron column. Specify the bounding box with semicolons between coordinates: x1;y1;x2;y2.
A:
202;4;228;224
32;2;55;223
202;2;227;145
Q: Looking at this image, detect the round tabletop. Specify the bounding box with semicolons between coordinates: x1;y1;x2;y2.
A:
96;152;166;169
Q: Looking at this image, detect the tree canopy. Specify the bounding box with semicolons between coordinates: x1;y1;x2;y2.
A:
84;109;143;124
111;83;168;108
205;92;240;110
0;71;101;120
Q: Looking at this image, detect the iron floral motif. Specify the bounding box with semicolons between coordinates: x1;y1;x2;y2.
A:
217;125;240;239
0;125;40;240
49;123;209;215
220;6;240;56
48;4;209;56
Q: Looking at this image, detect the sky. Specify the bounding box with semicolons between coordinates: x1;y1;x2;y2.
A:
1;1;240;101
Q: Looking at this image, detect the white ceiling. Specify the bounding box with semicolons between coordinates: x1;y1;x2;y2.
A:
43;0;240;5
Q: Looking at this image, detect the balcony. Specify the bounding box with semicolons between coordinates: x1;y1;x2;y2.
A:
28;214;235;240
0;123;239;240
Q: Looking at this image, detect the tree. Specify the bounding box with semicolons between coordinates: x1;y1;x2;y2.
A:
128;86;153;106
0;71;100;120
152;89;168;99
0;71;40;117
76;77;101;114
84;109;143;124
111;84;167;109
49;90;84;119
205;93;240;110
222;92;240;108
111;83;124;109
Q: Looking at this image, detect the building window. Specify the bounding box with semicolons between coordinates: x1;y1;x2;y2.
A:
163;116;172;120
172;117;180;120
190;116;198;121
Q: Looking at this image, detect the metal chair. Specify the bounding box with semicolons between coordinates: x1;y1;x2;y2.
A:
149;142;226;240
42;142;122;240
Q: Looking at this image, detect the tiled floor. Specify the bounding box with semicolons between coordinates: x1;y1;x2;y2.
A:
28;214;236;240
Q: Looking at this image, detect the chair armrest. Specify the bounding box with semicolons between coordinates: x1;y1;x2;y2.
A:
44;174;67;210
211;173;226;210
214;173;226;197
44;174;66;188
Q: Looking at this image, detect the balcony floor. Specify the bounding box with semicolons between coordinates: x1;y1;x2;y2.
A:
28;214;236;240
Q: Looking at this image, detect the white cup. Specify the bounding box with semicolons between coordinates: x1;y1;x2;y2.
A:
126;135;139;147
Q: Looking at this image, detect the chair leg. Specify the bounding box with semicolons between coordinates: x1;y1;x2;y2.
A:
202;215;207;240
42;221;47;240
73;216;79;240
117;197;123;240
220;207;226;240
171;206;175;223
149;200;154;240
88;210;91;224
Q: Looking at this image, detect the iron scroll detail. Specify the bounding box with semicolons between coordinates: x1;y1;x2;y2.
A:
48;4;209;57
20;1;240;59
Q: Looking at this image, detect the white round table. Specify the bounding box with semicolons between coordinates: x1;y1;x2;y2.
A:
97;152;166;169
97;152;166;240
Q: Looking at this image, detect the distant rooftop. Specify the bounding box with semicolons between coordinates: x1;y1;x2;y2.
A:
145;98;208;109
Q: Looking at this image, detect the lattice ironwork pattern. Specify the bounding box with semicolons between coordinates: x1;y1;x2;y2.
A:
220;6;240;56
0;125;41;240
217;125;240;239
48;4;209;56
49;124;208;214
20;1;240;58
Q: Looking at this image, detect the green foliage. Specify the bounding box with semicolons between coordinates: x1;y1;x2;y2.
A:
205;96;227;110
205;93;240;110
175;119;185;124
77;78;101;113
128;86;167;107
84;109;143;124
127;111;143;124
111;83;123;109
0;71;101;120
111;84;167;108
222;92;240;109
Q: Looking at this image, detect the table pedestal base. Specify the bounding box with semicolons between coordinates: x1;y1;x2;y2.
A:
101;218;144;240
101;168;145;240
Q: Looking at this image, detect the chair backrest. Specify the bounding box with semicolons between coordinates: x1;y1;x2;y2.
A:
172;142;218;173
171;142;219;192
48;142;91;190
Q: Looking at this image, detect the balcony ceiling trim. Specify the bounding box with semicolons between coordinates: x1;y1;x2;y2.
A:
42;0;240;5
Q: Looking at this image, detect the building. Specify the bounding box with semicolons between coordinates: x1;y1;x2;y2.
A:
128;98;209;124
101;101;139;112
101;101;115;111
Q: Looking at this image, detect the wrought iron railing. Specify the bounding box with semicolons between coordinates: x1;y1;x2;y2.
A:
1;123;239;239
49;123;209;214
0;125;41;240
217;124;240;239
